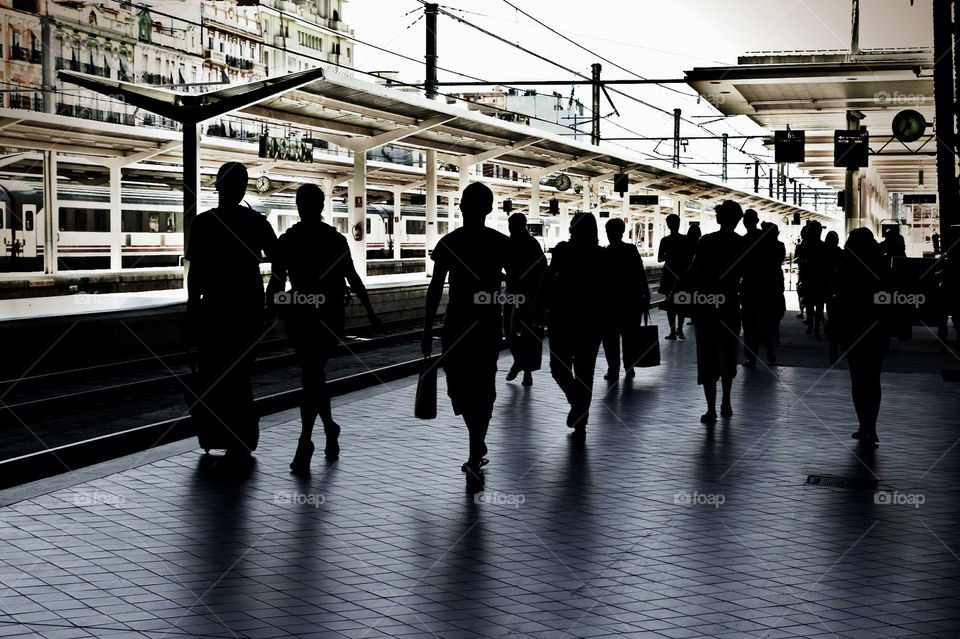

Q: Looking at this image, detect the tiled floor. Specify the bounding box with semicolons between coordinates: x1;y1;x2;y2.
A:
1;311;959;638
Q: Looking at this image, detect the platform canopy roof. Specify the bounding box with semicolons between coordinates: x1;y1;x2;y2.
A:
685;49;936;195
1;67;832;220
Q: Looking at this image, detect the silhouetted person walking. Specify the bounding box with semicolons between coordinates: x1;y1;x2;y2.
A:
757;222;787;363
687;200;745;424
186;161;277;472
658;213;692;340
685;225;702;328
504;213;547;386
827;228;891;448
739;209;764;367
602;218;650;380
796;221;827;337
879;226;907;260
422;182;509;488
538;213;605;440
267;184;380;474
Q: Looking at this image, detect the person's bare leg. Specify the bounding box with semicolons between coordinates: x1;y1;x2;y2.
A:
667;310;677;338
720;377;733;416
291;365;320;472
462;411;489;483
701;382;717;423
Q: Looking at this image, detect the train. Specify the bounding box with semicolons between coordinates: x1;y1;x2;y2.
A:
1;177;667;273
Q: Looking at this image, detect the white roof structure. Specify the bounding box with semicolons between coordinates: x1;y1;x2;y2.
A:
4;68;830;221
685;50;935;196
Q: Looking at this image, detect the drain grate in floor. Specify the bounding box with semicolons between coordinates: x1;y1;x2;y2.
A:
806;475;879;490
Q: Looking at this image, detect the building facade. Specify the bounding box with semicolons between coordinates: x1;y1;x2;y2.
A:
0;0;353;131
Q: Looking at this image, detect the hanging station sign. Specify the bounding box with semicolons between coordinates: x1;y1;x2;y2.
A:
258;135;313;163
903;193;937;205
629;194;660;206
774;130;805;163
833;130;869;168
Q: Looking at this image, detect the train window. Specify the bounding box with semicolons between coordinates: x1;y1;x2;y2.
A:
24;210;33;232
365;218;371;235
333;217;348;233
0;203;4;229
122;210;182;232
437;222;448;235
405;220;426;235
59;207;108;232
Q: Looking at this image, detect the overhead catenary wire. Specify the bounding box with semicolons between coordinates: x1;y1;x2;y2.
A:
91;0;773;182
427;5;773;169
497;0;697;99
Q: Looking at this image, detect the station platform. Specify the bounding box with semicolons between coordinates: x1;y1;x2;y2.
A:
0;273;432;322
1;308;959;638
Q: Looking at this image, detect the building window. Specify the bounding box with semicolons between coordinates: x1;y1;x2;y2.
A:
13;0;38;13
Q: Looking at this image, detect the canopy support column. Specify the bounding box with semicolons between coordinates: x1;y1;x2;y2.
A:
844;109;862;234
392;187;403;261
109;164;122;270
347;149;367;278
425;149;438;276
42;150;57;274
559;202;570;242
529;179;540;220
182;121;201;288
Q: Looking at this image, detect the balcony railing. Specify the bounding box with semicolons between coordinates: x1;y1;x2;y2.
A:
82;63;109;77
224;54;254;70
9;94;44;112
140;73;170;86
56;102;136;127
10;45;41;63
55;57;80;72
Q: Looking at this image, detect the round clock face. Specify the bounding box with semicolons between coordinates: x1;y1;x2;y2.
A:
892;109;926;143
256;176;271;193
554;174;571;192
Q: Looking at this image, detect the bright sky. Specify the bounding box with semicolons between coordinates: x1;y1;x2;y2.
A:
347;0;934;190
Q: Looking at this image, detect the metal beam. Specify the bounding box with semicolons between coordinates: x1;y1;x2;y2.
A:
522;153;602;179
456;137;543;167
314;115;455;152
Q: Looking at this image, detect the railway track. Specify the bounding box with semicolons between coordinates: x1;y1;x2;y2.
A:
0;282;663;488
0;318;430;425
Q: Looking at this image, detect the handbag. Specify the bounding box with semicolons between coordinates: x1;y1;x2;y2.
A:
414;356;438;419
625;311;661;369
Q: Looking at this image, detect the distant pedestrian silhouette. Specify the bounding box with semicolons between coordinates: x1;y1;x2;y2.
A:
602;218;650;380
658;214;692;340
186;161;277;472
796;221;828;337
739;209;764;367
879;226;907;260
686;200;745;423
267;184;380;474
685;225;702;328
538;213;605;440
827;228;891;448
758;222;787;358
422;182;509;488
823;230;843;363
504;213;547;386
